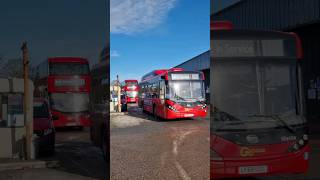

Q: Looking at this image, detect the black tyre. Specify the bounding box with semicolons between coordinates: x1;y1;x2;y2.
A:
153;105;158;121
142;102;146;113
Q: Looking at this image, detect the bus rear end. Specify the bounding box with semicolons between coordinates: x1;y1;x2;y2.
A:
210;23;310;178
48;57;91;128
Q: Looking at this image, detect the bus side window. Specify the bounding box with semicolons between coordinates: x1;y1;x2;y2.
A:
147;85;151;98
151;83;156;98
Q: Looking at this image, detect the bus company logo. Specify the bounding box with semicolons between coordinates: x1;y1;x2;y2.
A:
240;147;266;157
246;134;259;144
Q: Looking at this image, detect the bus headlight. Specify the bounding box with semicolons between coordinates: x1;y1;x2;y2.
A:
200;103;207;109
298;139;304;146
303;134;308;141
166;104;178;112
288;134;308;153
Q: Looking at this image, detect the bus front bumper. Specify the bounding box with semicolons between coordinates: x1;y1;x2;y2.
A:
53;113;91;127
210;146;310;179
166;108;208;119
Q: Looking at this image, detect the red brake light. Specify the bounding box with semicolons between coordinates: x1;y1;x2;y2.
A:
169;68;184;72
211;21;234;30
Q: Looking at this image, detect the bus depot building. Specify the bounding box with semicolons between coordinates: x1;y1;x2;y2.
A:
175;51;210;103
212;0;320;133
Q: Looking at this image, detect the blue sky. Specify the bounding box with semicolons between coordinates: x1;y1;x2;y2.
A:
110;0;210;81
0;0;107;67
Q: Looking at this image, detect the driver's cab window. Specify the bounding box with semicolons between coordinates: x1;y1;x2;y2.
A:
160;81;165;100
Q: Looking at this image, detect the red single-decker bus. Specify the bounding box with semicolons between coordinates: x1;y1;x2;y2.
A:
139;68;208;119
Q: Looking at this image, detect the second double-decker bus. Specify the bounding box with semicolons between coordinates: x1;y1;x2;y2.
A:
122;79;139;103
210;21;310;179
33;57;91;128
139;68;208;119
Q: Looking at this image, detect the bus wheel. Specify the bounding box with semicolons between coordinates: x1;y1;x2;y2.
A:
142;102;146;113
153;105;158;121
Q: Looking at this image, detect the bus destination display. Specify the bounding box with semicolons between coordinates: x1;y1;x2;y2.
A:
171;73;200;80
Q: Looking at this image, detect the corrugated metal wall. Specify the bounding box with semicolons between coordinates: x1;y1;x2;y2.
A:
175;51;210;71
213;0;320;31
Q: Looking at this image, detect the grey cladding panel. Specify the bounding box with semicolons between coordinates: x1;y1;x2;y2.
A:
213;0;320;30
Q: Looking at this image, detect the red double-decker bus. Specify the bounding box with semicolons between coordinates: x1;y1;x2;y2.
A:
34;57;91;128
122;79;139;103
210;21;310;179
139;68;208;119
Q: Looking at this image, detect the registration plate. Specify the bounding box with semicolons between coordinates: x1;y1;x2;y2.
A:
184;114;194;117
238;165;268;174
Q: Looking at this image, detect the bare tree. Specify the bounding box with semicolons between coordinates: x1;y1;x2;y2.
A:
0;57;23;78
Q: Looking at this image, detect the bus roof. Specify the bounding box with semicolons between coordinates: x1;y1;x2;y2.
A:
48;57;89;64
124;79;138;83
141;68;184;82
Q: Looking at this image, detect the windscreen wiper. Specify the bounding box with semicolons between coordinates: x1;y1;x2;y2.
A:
248;114;296;133
213;110;244;131
173;93;187;101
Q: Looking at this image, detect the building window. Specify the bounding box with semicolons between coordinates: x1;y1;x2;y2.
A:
0;94;24;127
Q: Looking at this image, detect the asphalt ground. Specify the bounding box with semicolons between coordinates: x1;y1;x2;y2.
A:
110;103;210;180
40;127;108;180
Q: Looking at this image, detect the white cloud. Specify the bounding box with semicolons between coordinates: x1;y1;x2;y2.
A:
111;0;177;35
110;50;120;57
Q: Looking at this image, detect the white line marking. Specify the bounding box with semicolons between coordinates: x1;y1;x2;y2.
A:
173;140;178;155
175;161;191;180
171;129;196;180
